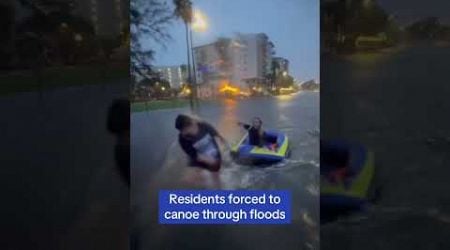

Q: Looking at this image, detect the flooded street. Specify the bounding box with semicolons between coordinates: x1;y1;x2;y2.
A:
321;44;450;249
0;83;129;250
131;92;319;250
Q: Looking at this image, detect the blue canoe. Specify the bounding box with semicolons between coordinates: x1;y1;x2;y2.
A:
231;130;289;165
320;140;375;222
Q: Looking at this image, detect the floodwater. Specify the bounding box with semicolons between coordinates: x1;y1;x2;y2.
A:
0;83;129;250
131;92;319;250
321;44;450;249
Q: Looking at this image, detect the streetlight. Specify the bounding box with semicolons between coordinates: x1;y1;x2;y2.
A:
192;9;208;32
282;71;288;77
189;9;208;108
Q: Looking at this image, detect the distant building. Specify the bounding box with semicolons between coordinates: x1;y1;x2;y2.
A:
154;66;187;89
236;33;274;87
272;57;290;76
193;33;275;91
193;42;226;87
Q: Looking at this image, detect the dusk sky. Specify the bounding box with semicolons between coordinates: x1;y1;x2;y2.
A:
151;0;320;82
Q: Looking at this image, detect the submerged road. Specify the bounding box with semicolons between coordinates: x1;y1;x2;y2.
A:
321;44;450;249
131;92;319;250
0;83;129;250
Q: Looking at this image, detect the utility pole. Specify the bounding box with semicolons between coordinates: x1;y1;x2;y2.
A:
189;27;199;109
185;22;194;111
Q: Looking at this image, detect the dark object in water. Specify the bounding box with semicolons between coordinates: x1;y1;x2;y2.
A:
107;99;130;186
320;139;375;223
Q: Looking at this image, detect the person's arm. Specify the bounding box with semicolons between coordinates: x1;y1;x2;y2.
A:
180;136;219;171
179;136;197;161
237;122;252;130
204;122;229;147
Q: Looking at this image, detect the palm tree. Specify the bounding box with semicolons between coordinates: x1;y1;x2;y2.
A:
173;0;193;23
173;0;195;110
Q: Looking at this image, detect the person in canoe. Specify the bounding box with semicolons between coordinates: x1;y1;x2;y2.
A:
237;117;277;150
175;114;228;172
320;139;353;187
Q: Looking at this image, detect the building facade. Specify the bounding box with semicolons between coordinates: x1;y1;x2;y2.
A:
193;33;275;91
154;66;187;89
193;42;226;87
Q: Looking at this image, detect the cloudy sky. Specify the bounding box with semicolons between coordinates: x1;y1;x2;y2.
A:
150;0;320;82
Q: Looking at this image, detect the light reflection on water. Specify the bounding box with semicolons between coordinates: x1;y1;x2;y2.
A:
321;45;450;249
132;92;319;250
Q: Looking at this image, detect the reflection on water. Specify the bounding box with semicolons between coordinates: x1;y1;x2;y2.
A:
132;92;319;250
217;98;241;144
321;45;450;250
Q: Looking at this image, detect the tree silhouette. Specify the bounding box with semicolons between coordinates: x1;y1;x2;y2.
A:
16;0;95;65
346;1;388;36
276;74;294;88
173;0;195;109
0;3;15;68
406;17;446;40
173;0;193;24
321;0;390;42
130;0;173;78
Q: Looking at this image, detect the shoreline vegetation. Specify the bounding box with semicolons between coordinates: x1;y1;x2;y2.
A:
131;99;190;112
322;40;450;59
131;90;320;112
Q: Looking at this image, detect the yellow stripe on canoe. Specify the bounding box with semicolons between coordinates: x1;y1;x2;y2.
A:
231;134;289;157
